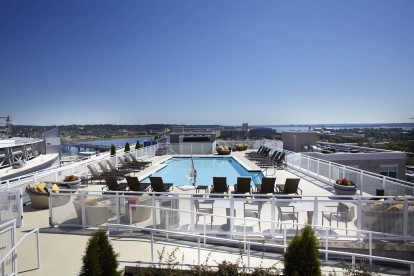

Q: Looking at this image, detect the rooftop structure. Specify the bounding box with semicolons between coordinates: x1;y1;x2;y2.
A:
1;140;413;275
282;131;407;180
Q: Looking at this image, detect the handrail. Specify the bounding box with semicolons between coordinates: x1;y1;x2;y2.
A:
106;223;414;274
0;227;40;275
191;155;196;186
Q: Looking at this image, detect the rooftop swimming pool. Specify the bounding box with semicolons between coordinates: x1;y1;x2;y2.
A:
142;157;264;187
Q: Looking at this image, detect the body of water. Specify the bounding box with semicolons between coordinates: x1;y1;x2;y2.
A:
62;137;153;156
269;123;414;133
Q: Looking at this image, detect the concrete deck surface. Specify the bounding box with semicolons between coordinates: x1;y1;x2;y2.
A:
14;151;411;275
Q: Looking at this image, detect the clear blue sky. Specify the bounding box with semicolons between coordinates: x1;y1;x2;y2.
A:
1;0;413;126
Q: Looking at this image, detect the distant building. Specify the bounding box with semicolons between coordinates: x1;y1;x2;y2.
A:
242;123;248;132
249;128;276;140
282;132;317;152
281;131;407;180
169;129;216;154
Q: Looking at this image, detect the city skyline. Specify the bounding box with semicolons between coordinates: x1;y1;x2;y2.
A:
1;1;413;126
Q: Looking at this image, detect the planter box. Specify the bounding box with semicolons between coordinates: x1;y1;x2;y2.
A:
56;180;82;189
333;183;357;196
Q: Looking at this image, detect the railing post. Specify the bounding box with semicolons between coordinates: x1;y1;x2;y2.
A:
152;194;156;229
81;192;86;228
230;196;234;234
352;255;355;272
328;162;332;183
357;197;362;240
247;243;251;268
403;199;408;243
325;228;328;261
116;192;121;225
359;171;364;195
271;196;275;237
198;237;201;265
369;232;372;266
13;220;17;274
317;159;320;181
151;230;154;263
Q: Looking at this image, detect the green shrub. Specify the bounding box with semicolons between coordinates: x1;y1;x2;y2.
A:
80;230;121;276
136;140;141;149
283;224;321;276
125;142;130;153
110;144;116;156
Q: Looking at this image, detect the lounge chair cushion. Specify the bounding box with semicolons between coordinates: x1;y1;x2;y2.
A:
51;184;60;193
84;198;98;206
36;182;47;193
370;198;385;210
384;203;404;212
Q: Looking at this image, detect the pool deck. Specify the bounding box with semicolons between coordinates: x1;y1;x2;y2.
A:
14;151;411;275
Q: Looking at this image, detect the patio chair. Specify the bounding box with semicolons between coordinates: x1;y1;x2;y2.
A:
276;178;302;197
276;205;298;230
86;164;105;183
274;152;287;168
118;156;146;170
194;198;214;228
124;155;148;169
322;202;355;234
107;159;140;174
244;201;264;231
257;151;282;168
232;177;252;196
103;176;128;192
249;148;272;161
98;161;129;177
210;177;229;197
245;146;264;157
128;153;152;167
149;176;173;193
125;176;151;193
255;177;276;194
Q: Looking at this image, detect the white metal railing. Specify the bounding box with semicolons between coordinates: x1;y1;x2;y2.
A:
0;220;40;275
106;223;414;274
49;190;414;242
0;145;159;203
285;152;414;196
0;189;23;227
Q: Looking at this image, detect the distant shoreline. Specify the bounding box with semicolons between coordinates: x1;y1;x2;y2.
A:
253;123;414;128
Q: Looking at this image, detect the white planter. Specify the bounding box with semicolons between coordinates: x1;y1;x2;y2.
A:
333;183;357;196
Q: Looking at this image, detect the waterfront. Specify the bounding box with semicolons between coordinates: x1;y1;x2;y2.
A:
62;136;153;156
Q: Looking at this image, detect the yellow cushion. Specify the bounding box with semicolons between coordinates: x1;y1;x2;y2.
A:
370;199;384;210
36;182;47;193
84;198;98;206
217;146;224;151
51;184;59;193
384;203;404;212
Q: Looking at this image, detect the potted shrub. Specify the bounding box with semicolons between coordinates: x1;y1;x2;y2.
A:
110;144;116;156
333;178;357;195
125;142;130;153
80;230;121;276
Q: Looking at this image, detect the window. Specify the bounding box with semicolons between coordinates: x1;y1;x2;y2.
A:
379;165;397;178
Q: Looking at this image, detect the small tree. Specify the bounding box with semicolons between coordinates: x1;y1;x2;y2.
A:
110;144;116;156
80;230;121;276
283;224;321;276
136;140;141;149
125;142;130;153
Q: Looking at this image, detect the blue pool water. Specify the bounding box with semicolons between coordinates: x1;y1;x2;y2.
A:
142;157;264;186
